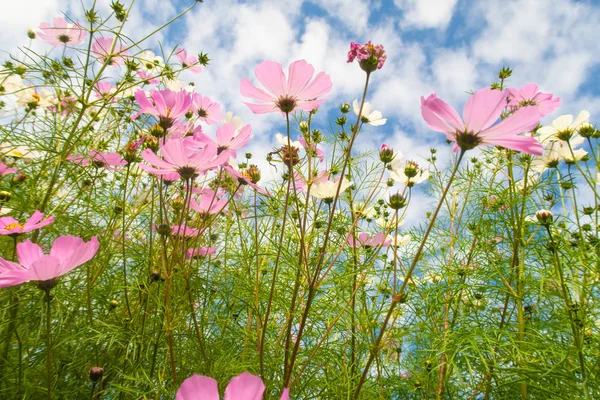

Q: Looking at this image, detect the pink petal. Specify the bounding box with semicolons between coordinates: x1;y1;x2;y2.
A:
482;135;543;156
240;79;276;103
50;236;84;263
480;106;541;140
60;236;99;275
29;255;62;281
243;102;278;114
286;60;315;97
420;94;464;134
216;124;236;145
280;388;291;400
17;240;44;268
462;88;506;133
296;71;332;101
255;61;286;97
176;374;219;400
224;372;265;400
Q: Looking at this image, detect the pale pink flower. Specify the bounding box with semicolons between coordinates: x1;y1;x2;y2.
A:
506;83;560;117
186;247;217;259
293;170;328;192
421;88;543;155
91;37;128;65
0;211;53;235
190;189;228;214
94;82;117;102
0;236;99;288
37;18;88;46
347;232;392;248
175;48;202;73
298;137;324;162
194;123;253;157
224;165;269;196
191;94;223;125
0;161;16;175
176;372;290;400
67;150;127;170
347;41;387;71
136;70;159;85
241;59;332;114
139;138;229;180
132;89;192;129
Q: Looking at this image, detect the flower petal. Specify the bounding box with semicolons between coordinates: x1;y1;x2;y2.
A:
462;88;506;133
176;374;219;400
255;61;286;97
223;372;265;400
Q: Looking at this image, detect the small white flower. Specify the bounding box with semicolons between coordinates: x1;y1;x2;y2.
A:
537;110;590;142
275;133;302;149
222;111;244;133
162;78;194;92
376;216;404;230
15;87;56;108
0;143;42;159
353;99;386;126
138;50;164;73
530;135;587;174
390;156;430;186
311;178;352;200
387;234;411;246
0;71;24;93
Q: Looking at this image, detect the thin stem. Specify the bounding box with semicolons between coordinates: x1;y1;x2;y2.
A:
354;149;465;398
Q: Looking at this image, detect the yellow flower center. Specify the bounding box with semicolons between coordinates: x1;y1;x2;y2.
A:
3;223;24;231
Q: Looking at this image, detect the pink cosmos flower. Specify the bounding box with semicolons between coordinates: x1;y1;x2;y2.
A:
293;170;328;192
0;211;54;235
67;150;127;170
0;236;99;288
176;372;290;400
224;165;269;196
139;138;229;180
421;88;543;155
0;161;16;175
347;41;387;71
190;189;228;214
506;83;561;117
194;123;252;158
38;18;88;46
136;70;159;85
186;247;217;259
298;137;324;162
347;232;392;248
91;37;128;65
132;89;193;129
94;82;117;102
241;59;332;114
191;94;223;125
175;48;202;74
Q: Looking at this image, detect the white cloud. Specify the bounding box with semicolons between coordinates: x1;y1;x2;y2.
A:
394;0;458;29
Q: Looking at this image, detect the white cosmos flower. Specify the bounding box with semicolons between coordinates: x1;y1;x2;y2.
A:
387;234;411;246
376;215;404;230
0;72;24;93
0;143;42;159
15;87;56;108
537;110;590;142
275;133;303;149
162;78;194;92
530;134;587;174
390;156;430;186
353;99;386;126
222;111;244;133
311;178;352;200
138;50;164;73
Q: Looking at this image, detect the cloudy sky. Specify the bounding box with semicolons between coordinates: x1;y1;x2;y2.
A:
2;0;599;223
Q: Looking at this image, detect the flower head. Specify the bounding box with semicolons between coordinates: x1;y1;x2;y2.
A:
176;372;289;400
67;150;127;170
175;48;202;74
390;157;430;187
506;83;560;117
310;177;352;201
0;161;16;176
421;88;543;155
191;94;223;125
347;41;387;72
137;50;164;73
91;37;128;65
0;211;53;235
353;99;386;126
347;232;391;248
241;60;332;114
0;236;99;289
187;247;217;259
139;137;229;180
37;18;88;46
537;110;590;142
132;89;192;130
190;189;228;214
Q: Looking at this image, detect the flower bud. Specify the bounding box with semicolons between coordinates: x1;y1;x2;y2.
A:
109;300;119;309
379;144;394;164
536;209;553;225
243;165;261;184
388;192;406;210
340;103;350;114
579;124;595;138
27;29;36;39
89;366;104;382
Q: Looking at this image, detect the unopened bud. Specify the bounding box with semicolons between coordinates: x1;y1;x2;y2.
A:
340;103;350;114
388;192;406;210
536;209;553;225
89;366;104;382
27;29;36;39
379;144;394;164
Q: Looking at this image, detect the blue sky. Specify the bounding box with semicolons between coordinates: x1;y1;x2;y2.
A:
2;0;600;223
